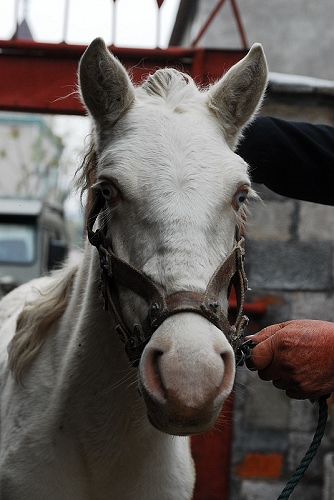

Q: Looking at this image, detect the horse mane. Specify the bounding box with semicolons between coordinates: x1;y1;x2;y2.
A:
8;261;78;382
141;68;200;105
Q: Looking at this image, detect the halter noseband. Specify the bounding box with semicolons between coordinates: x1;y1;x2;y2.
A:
87;190;249;367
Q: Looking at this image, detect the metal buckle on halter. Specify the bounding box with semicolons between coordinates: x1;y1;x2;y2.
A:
229;314;249;345
235;339;257;367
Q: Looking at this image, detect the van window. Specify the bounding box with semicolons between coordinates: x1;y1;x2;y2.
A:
0;223;35;264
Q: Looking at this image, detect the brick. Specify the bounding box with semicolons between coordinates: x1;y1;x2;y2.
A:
232;429;288;464
287;432;329;479
291;292;334;322
238;479;286;500
289;399;319;432
299;202;334;242
246;241;334;290
247;200;295;241
235;453;283;479
324;452;334;500
244;373;289;430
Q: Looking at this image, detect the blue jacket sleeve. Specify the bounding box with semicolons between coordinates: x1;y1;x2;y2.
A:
237;116;334;206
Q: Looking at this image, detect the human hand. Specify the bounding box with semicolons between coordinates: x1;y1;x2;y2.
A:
245;320;334;399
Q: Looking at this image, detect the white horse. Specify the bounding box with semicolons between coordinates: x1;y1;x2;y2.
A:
0;39;267;499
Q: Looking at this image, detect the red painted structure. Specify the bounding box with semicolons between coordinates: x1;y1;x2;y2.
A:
0;39;247;115
192;395;234;499
191;0;247;48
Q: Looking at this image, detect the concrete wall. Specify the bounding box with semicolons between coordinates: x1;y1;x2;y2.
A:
184;0;334;80
231;188;334;500
229;87;334;499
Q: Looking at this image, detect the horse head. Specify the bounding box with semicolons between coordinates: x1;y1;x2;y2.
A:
78;38;267;436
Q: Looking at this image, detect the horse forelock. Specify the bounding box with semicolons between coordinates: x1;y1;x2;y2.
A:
140;68;200;109
142;68;191;95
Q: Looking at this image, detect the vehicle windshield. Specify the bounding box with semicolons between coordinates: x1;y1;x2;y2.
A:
0;222;36;264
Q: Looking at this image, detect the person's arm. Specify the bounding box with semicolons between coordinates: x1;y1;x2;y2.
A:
245;320;334;399
237;116;334;206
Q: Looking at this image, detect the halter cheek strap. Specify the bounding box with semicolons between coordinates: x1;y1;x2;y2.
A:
87;190;249;367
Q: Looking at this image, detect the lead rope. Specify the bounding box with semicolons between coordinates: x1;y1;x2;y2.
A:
236;341;329;500
276;396;329;500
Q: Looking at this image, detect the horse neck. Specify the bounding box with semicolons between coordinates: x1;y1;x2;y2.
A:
34;243;182;487
53;242;148;444
63;241;123;362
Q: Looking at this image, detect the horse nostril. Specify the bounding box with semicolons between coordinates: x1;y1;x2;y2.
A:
218;349;235;396
142;348;167;403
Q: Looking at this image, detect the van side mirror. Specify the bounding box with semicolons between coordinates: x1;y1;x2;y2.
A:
48;239;68;271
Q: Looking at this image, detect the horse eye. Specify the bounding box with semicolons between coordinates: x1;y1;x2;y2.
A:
232;188;249;210
100;182;120;202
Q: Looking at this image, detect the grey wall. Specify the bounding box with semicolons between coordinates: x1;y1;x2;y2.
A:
229;85;334;500
185;0;334;80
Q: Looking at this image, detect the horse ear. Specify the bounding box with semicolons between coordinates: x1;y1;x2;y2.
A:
79;38;135;125
207;43;268;149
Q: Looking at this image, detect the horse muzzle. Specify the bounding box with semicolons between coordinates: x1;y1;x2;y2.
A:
138;313;236;436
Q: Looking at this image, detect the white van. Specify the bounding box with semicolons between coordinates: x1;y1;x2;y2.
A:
0;198;68;297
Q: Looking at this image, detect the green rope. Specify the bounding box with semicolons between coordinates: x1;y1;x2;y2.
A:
277;397;329;500
237;341;329;500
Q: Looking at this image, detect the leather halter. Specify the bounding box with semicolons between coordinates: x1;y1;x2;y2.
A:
87;190;249;367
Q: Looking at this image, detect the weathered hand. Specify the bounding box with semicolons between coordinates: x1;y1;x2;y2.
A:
245;320;334;399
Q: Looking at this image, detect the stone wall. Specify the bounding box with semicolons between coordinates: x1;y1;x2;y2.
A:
230;86;334;500
181;0;334;81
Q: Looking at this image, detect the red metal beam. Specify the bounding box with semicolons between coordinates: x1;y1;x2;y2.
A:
0;39;247;115
191;0;248;49
230;0;248;49
191;0;228;47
